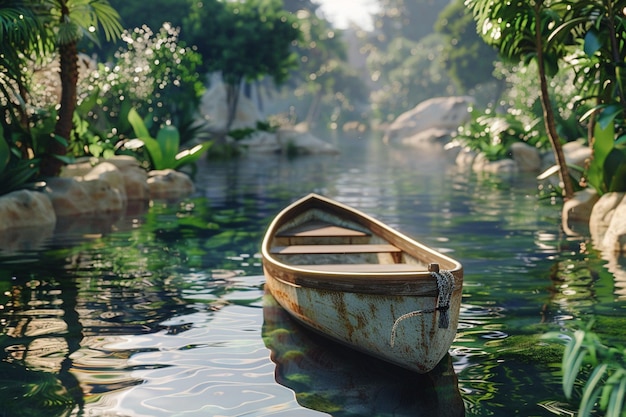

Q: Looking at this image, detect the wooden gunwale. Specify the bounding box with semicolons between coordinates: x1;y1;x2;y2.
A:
261;194;463;295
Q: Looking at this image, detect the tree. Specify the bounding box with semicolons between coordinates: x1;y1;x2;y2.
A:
467;0;575;200
434;0;500;93
371;0;449;46
188;0;300;133
549;0;626;195
0;0;52;155
38;0;123;177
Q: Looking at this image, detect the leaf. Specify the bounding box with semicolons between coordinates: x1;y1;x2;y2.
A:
156;125;180;168
587;122;615;195
605;149;626;192
563;330;587;398
127;108;151;140
606;374;626;417
584;29;602;57
579;363;608;415
0;132;10;175
598;105;622;130
174;142;212;169
537;164;561;180
127;108;163;169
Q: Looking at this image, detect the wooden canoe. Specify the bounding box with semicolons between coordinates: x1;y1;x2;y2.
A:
261;193;463;374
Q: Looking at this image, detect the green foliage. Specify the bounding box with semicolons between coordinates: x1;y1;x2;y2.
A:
189;0;300;131
434;0;500;92
368;34;455;121
545;326;626;417
228;121;278;141
201;0;300;87
82;24;206;142
370;0;449;45
283;8;369;128
0;130;40;197
0;2;51;123
584;112;626;195
455;108;544;161
467;0;567;72
126;108;211;171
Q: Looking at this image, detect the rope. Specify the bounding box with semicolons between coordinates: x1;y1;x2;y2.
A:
389;270;455;347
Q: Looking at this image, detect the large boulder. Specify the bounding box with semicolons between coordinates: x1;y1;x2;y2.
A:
45;176;124;217
589;192;626;253
102;156;150;201
148;169;195;199
0;190;56;252
383;96;473;145
511;142;542;172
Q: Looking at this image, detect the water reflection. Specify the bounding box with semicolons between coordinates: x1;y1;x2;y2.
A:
262;293;465;417
1;133;626;416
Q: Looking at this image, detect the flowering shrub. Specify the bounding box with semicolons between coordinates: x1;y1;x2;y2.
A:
81;24;205;144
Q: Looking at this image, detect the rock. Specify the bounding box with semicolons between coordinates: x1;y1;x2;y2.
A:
589;192;625;249
147;169;195;199
398;127;453;147
511;142;541;172
562;188;599;235
276;127;339;155
455;147;478;170
45;176;124;217
588;192;626;253
0;190;55;230
471;153;518;174
0;190;56;252
603;202;626;253
83;162;127;200
237;131;282;153
199;76;263;132
542;140;591;170
102;156;150;201
383;96;473;145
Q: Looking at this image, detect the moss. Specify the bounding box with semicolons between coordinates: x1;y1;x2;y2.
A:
296;392;342;413
487;334;564;364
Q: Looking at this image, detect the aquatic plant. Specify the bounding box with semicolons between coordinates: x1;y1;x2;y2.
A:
545;325;626;417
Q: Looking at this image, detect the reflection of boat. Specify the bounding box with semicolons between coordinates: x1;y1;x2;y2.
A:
262;293;465;417
261;193;463;373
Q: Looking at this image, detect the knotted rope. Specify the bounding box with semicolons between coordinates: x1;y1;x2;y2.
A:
389;269;456;347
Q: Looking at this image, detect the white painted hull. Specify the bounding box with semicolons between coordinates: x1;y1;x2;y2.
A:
261;193;463;373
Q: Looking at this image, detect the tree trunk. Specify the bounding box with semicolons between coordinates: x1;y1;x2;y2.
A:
40;3;78;177
534;5;574;200
224;81;241;134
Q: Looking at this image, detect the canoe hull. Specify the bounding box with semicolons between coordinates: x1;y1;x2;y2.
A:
261;193;463;374
264;263;462;373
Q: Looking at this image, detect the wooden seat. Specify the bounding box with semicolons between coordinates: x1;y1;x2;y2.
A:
276;221;369;238
295;263;426;273
270;244;401;255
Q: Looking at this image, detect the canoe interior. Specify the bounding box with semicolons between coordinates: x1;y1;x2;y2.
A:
269;208;432;271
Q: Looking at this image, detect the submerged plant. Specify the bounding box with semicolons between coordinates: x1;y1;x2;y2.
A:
545;325;626;417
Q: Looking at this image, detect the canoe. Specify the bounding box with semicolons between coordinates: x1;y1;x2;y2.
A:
261;193;463;373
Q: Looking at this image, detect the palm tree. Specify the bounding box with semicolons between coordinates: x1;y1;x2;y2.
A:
39;0;122;176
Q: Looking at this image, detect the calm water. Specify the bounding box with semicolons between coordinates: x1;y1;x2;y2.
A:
1;132;624;417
